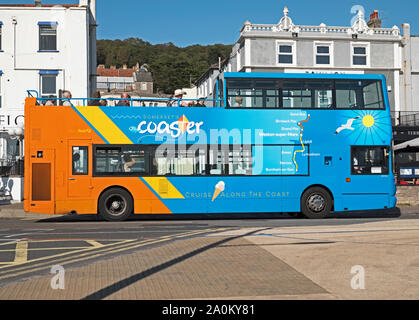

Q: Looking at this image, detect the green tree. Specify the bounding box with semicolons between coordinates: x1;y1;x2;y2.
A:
97;38;233;94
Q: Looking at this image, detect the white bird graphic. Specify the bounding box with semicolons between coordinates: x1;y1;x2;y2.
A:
334;117;360;134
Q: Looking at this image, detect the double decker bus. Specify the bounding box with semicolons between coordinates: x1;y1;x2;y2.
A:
24;73;396;220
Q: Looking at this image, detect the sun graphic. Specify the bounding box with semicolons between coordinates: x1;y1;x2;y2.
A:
362;115;375;128
337;110;392;145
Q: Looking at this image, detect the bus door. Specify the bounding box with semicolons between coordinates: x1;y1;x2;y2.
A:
29;148;55;214
67;140;92;198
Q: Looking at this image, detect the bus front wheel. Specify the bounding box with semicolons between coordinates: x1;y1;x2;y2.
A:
301;187;332;219
98;188;133;221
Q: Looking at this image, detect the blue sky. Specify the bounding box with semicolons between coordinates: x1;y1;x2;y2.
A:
2;0;418;47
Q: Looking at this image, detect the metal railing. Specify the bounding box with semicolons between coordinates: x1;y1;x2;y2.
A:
27;90;226;108
0;159;24;177
392;111;419;127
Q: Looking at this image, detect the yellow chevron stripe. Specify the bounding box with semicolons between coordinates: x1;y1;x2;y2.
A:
142;177;185;199
76;106;132;144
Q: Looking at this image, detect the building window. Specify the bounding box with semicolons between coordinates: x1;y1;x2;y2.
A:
314;42;333;66
40;72;58;98
39;22;58;51
277;41;296;65
351;43;369;66
141;83;147;90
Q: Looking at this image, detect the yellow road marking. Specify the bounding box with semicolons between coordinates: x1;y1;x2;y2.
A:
0;241;19;247
0;228;225;281
13;241;28;264
0;247;91;253
0;239;135;271
85;240;104;248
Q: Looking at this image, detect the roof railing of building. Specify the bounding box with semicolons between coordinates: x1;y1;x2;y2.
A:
241;6;400;37
243;23;400;36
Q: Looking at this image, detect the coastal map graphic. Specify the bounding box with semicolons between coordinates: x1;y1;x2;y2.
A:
293;114;310;172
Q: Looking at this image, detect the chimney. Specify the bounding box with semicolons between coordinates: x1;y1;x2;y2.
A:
34;0;42;7
123;64;127;70
367;10;382;28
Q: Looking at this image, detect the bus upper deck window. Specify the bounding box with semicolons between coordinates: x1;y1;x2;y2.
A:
336;80;384;109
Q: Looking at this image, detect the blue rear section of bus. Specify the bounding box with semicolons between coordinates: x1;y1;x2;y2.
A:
89;73;396;214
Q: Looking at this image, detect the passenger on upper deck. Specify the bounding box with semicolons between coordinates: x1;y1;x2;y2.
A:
62;91;73;106
44;95;56;106
194;98;206;107
116;93;131;106
88;91;107;106
169;89;189;107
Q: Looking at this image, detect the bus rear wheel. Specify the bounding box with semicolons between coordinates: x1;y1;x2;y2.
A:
98;188;133;221
301;187;332;219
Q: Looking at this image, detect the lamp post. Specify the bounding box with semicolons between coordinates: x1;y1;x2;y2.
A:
7;124;24;161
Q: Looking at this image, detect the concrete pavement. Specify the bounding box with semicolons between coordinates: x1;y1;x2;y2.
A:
0;216;418;299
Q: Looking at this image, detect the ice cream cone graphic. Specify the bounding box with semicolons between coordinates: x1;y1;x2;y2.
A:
212;181;225;202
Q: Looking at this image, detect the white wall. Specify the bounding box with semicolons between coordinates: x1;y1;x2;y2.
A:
0;4;93;202
0;5;91;116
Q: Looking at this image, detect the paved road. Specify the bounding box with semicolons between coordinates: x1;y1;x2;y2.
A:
0;208;418;299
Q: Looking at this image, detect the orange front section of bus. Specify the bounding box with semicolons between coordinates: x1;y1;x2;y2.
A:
24;98;171;215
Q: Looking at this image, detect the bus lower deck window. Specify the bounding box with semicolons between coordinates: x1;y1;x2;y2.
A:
152;147;206;176
352;146;389;175
72;147;88;175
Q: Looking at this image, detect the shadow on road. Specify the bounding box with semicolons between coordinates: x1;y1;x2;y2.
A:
35;207;402;223
81;228;271;300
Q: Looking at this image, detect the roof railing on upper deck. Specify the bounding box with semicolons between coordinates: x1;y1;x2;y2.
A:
26;90;225;108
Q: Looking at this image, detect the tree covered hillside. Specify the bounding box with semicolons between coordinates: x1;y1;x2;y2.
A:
97;38;233;94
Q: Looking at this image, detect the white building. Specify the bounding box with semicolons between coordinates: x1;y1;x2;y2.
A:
0;0;97;201
197;7;419;122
